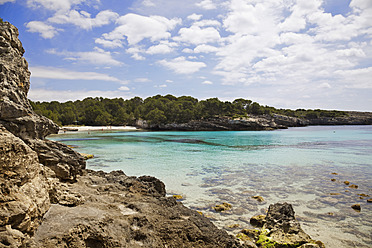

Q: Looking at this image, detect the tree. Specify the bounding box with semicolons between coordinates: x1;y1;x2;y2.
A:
145;109;167;125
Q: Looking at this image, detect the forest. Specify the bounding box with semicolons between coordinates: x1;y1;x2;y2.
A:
30;95;347;126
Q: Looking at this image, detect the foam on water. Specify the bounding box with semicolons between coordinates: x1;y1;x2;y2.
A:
49;125;372;247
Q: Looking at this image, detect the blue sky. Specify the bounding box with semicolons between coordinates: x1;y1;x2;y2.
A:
1;0;371;111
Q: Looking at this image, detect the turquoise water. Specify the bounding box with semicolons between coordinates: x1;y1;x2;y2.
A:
49;125;372;247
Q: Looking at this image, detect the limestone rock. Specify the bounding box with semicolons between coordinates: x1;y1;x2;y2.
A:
27;139;85;181
26;170;248;248
262;202;315;247
0;127;50;238
0;22;59;140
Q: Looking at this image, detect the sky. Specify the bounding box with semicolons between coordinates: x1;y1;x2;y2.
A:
1;0;372;111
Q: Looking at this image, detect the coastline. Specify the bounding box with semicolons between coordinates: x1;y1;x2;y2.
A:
60;125;139;133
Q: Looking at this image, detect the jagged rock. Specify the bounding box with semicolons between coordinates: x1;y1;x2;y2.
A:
27;139;85;181
26;170;248;248
262;203;314;247
0;127;50;238
0;22;85;181
0;22;59;140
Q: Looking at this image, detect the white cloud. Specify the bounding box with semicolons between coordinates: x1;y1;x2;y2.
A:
158;56;207;74
187;13;203;21
146;43;174;54
202;80;213;85
142;0;155;7
26;0;86;13
134;78;151;83
28;88;133;102
100;13;181;46
174;25;221;45
194;44;219;53
193;19;221;27
126;46;146;60
118;86;130;91
48;10;119;30
335;67;372;89
95;38;123;48
30;66;125;83
47;47;122;66
0;0;15;4
25;21;60;38
196;0;216;10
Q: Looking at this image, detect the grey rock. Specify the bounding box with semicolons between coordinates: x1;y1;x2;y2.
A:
0;22;59;140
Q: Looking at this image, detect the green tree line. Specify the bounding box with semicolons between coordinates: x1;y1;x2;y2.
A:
29;95;347;126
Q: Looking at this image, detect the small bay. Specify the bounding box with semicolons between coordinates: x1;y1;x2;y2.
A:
49;125;372;248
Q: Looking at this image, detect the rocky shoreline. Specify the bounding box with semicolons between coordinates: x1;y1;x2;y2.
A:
135;112;372;131
0;21;329;247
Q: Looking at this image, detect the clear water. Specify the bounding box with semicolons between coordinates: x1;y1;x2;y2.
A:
49;126;372;247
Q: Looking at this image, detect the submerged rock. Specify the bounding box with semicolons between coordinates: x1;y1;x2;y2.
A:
213;202;232;212
249;214;266;227
252;195;265;202
351;204;361;212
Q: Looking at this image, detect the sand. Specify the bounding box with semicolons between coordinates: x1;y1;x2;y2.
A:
60;126;138;133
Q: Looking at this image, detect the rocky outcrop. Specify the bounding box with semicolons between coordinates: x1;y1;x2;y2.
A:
137;112;372;131
238;203;325;248
26;170;247;248
0;21;85;247
0;22;59;140
0;22;85;181
137;116;290;131
0;127;51;247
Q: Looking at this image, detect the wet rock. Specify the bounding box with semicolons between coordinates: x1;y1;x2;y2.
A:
349;184;358;189
367;199;372;203
241;229;260;241
351;204;361;212
172;194;183;200
252;195;264;202
249;214;266;227
263;203;318;247
344;181;350;185
213;202;232;212
80;153;94;160
357;193;369;197
227;223;241;229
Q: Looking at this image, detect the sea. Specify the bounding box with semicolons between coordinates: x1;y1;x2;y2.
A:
49;125;372;247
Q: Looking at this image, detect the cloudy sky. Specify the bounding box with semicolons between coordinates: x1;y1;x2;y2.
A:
1;0;371;111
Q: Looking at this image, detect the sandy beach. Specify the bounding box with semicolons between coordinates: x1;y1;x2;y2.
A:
60;125;138;133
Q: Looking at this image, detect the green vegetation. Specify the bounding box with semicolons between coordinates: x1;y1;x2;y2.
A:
29;95;347;126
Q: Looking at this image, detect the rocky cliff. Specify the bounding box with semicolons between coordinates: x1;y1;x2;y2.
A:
0;22;324;248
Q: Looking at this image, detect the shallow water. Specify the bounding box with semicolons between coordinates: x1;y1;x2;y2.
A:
49;125;372;247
